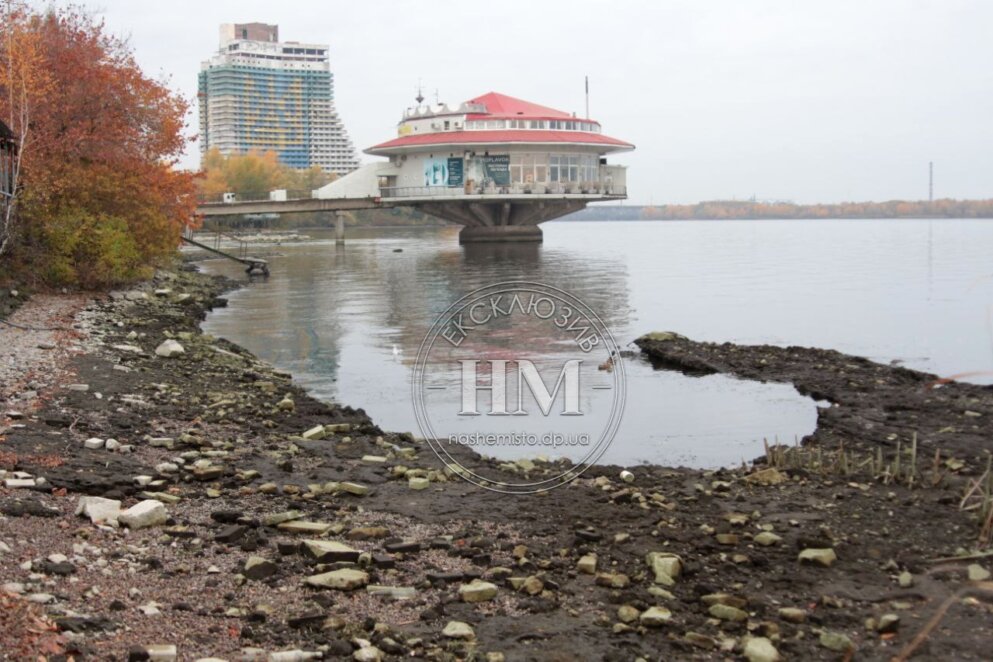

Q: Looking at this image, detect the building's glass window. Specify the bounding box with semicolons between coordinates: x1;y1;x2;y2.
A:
510;153;549;184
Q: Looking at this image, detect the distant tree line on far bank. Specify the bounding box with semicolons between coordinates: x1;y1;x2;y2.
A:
569;199;993;221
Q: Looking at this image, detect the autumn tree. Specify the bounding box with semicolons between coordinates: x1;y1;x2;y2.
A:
0;2;196;287
199;148;336;201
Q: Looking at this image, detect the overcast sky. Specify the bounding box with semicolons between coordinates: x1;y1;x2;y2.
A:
83;0;992;204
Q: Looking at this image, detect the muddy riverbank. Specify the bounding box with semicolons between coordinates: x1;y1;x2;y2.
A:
1;267;992;660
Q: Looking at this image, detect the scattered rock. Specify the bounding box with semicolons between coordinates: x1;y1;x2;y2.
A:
408;477;430;490
819;630;853;652
75;496;122;525
745;467;787;485
302;539;360;563
442;620;475;639
639;606;672;627
243;556;278;580
595;572;630;588
154;340;185;358
304;568;369;590
459;579;498;603
119;500;168;530
646;551;682;586
877;613;900;633
709;603;748;622
754;532;782;546
577;553;597;575
744;637;781;662
798;547;837;567
968;564;991;581
778;607;807;623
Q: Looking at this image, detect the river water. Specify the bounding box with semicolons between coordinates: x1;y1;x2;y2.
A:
200;218;993;468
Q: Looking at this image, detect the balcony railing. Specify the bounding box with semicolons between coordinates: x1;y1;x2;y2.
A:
380;181;626;199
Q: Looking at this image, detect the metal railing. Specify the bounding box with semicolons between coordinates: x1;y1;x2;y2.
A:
197;189;315;205
380;182;626;199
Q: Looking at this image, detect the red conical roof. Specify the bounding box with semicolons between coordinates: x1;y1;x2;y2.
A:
466;92;576;120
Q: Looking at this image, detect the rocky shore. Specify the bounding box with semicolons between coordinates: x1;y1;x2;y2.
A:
1;268;992;661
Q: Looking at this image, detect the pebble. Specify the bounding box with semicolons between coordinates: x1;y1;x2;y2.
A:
744;637;780;662
647;551;682;585
244;556;278;580
442;620;475;639
304;568;369;590
83;437;105;450
577;553;597;574
898;570;914;587
594;572;630;588
276;521;333;535
459;579;498;602
777;607;807;623
301;425;326;440
753;532;781;546
877;613;900;633
301;539;360;563
709;603;748;622
352;647;382;662
798;547;837;567
408;477;430;490
819;631;853;652
968;564;991;581
340;482;370;496
639;606;672;627
154;339;185;358
617;605;640;623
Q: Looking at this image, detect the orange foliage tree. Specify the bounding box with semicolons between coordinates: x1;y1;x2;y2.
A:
0;2;196;287
198;148;336;202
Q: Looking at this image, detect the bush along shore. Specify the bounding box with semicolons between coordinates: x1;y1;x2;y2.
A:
1;268;992;660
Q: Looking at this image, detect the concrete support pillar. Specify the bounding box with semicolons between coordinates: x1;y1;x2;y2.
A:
459;225;543;244
335;212;345;244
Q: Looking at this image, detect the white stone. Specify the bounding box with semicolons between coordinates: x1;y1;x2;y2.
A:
83;437;105;450
105;439;121;451
442;620;475;639
304;568;369;590
154;339;185;358
76;496;122;525
647;551;683;586
2;478;36;488
408;477;430;490
145;644;177;660
458;579;498;603
119;500;168;530
744;637;781;662
639;606;672;627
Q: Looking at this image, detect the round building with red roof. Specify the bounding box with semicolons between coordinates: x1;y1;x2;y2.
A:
314;91;634;242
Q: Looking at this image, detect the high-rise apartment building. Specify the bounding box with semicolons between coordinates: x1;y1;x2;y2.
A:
198;23;359;174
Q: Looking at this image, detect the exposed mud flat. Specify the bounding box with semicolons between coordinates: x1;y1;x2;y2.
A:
0;269;991;660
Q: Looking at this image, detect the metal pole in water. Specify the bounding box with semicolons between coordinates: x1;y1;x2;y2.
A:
335;212;345;244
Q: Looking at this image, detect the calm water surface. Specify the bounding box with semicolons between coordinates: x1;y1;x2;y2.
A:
200;219;993;468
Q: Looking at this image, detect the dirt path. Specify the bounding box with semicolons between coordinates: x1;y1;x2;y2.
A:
0;270;991;661
0;293;90;414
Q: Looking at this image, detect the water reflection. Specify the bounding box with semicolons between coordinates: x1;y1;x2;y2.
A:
201;225;818;467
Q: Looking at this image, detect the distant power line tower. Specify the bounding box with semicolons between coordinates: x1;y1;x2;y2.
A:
929;161;933;202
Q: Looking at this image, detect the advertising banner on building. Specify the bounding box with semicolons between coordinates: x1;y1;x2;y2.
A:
424;158;448;187
480;155;510;186
447;158;464;187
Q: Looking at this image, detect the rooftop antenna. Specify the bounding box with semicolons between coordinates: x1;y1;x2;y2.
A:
415;80;424;106
585;75;589;119
434;89;440;105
